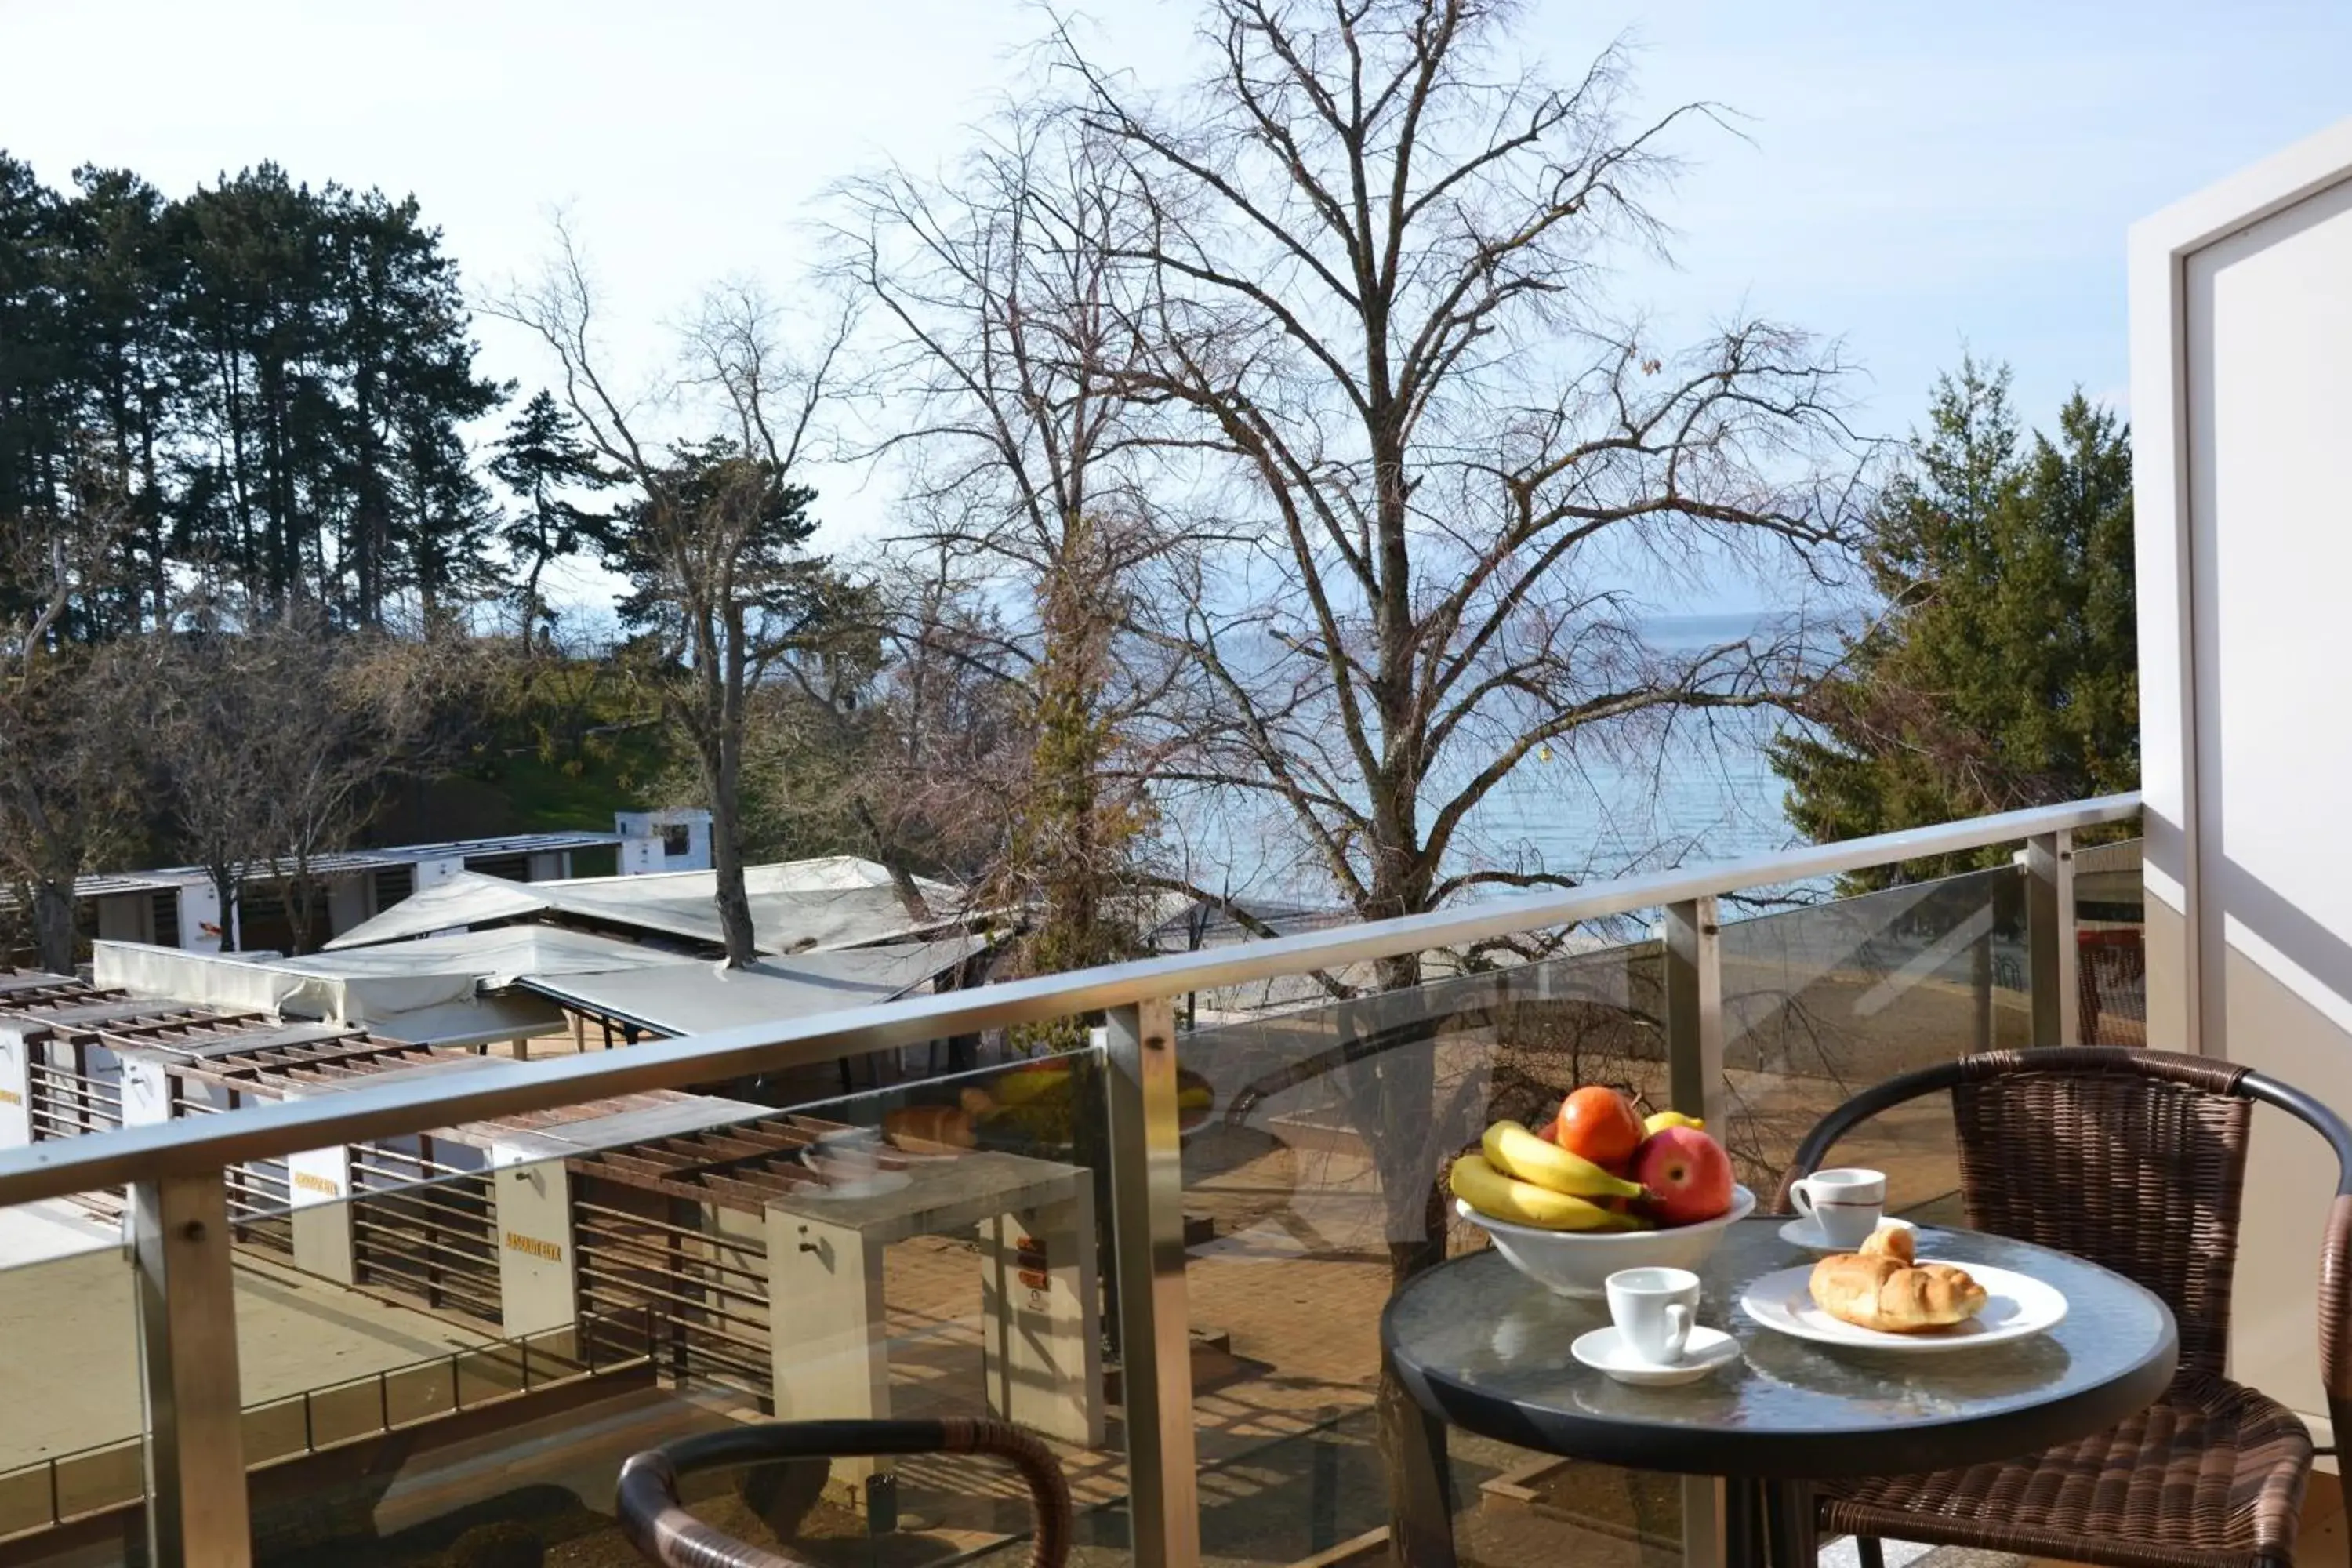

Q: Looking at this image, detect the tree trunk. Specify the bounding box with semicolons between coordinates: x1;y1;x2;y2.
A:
212;869;240;953
285;870;318;956
31;881;74;975
852;795;932;924
705;735;757;967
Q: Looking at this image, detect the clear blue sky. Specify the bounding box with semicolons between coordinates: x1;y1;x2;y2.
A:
5;0;2348;576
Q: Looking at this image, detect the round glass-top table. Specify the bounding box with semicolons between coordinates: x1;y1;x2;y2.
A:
1382;1221;2178;1568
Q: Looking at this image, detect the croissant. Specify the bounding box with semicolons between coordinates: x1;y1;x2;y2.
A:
1808;1225;1987;1333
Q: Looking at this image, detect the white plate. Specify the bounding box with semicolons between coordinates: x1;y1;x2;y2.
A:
1777;1216;1918;1255
1740;1261;2067;1352
1572;1324;1741;1386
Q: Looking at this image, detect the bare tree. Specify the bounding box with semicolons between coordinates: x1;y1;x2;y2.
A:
0;523;140;971
710;550;1033;919
140;608;470;954
1066;2;1862;938
1051;3;1864;1555
268;623;483;952
143;617;278;952
490;233;847;966
834;105;1202;978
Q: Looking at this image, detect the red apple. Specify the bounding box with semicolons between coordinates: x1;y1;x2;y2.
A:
1632;1125;1734;1226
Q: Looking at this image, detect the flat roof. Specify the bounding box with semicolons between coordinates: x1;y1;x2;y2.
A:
327;858;977;955
516;938;984;1036
38;829;629;904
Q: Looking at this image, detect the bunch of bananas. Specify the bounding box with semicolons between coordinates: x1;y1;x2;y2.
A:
1450;1120;1654;1232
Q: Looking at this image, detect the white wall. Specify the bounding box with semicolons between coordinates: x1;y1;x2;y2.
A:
2134;116;2352;1425
0;1026;31;1149
326;875;368;936
613;808;713;873
176;882;223;954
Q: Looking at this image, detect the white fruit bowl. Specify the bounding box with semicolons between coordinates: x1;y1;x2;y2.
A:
1457;1185;1756;1298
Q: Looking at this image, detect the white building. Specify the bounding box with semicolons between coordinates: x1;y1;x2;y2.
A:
15;809;716;958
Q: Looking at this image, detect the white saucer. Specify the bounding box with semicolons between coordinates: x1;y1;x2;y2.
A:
1778;1216;1918;1254
1570;1324;1740;1386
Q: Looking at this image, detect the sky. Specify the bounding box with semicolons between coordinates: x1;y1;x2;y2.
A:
4;0;2350;611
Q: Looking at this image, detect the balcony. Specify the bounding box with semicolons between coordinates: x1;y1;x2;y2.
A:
0;791;2270;1568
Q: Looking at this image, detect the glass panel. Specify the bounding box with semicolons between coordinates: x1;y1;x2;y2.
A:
2074;835;2147;1046
1172;865;2044;1563
1182;931;1682;1566
194;1023;1130;1568
0;1186;144;1560
1719;863;2025;1218
782;1051;1127;1557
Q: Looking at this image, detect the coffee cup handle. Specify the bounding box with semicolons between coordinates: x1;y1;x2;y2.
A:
1664;1305;1692;1362
1791;1181;1817;1221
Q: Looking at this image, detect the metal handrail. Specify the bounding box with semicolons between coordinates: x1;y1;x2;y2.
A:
0;792;2138;1207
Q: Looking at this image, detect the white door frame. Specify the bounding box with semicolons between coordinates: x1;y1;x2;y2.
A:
2129;116;2352;1057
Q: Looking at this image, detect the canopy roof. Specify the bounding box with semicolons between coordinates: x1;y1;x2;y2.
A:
515;937;985;1037
322;856;971;955
91;941;568;1047
271;926;696;988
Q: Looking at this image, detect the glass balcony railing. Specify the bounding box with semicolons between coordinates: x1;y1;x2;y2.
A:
0;795;2140;1568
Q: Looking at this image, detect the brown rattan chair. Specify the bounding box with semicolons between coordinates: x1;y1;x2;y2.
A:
615;1417;1072;1568
1773;1047;2352;1568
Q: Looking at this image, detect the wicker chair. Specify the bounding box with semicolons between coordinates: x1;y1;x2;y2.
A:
1773;1047;2352;1568
615;1417;1072;1568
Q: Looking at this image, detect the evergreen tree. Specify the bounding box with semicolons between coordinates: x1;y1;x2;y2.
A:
54;167;176;630
602;438;830;964
0;157;511;621
1769;360;2136;884
489;390;611;640
0;155;72;556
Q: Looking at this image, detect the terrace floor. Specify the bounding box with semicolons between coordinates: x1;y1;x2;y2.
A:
0;1243;494;1469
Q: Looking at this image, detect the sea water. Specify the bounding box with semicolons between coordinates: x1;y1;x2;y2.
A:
1158;611;1814;909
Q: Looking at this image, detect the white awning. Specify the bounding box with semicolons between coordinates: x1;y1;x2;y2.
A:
514;938;985;1036
91;939;585;1045
322;856;974;955
270;926;698;989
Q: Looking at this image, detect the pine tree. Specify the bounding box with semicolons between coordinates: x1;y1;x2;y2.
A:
1769;361;2136;884
602;439;829;965
489;390;611;641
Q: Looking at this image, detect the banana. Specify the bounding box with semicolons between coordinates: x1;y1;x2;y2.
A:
1450;1154;1617;1230
1483;1120;1644;1199
1645;1110;1704;1135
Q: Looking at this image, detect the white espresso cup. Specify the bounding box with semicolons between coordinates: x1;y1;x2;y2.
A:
1791;1167;1887;1249
1605;1265;1700;1365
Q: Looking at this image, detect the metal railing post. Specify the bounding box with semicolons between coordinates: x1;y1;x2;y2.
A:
1105;999;1200;1568
2027;830;2079;1047
1664;898;1726;1128
132;1170;250;1568
1663;898;1726;1568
